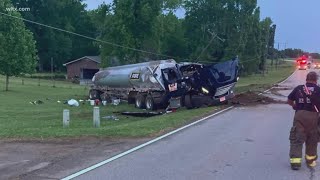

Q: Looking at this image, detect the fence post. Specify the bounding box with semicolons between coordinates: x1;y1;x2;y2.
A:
93;107;100;128
63;109;70;128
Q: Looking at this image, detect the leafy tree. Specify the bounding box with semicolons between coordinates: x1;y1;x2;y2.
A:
99;0;163;67
7;0;277;76
183;0;276;75
281;48;306;58
11;0;98;71
0;0;37;91
184;0;223;61
310;53;320;59
152;12;187;60
258;17;273;72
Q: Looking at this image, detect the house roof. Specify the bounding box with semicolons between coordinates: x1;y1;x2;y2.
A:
63;56;101;66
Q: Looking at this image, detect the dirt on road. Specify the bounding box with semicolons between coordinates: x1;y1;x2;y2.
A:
231;91;286;106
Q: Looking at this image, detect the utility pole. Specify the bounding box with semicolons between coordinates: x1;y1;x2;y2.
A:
283;42;287;62
51;57;55;87
196;30;225;62
284;42;287;50
276;42;280;69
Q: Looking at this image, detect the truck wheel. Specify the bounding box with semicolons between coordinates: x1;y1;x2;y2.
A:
135;94;146;109
128;92;138;104
184;95;204;109
192;95;205;108
145;94;156;111
180;95;185;107
184;94;194;109
89;90;101;100
220;100;229;105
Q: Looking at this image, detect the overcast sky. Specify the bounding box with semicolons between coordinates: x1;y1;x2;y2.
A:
84;0;319;53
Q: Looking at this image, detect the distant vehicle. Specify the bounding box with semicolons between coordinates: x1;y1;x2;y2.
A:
296;59;307;70
314;63;320;69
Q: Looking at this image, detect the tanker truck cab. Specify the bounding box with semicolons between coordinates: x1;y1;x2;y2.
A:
160;68;185;96
204;58;239;104
144;63;186;110
178;58;239;108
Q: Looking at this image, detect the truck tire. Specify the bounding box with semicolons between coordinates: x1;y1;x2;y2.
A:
89;90;101;100
135;94;146;109
220;100;229;105
145;94;156;111
192;95;205;108
128;91;138;104
101;93;111;103
184;94;194;109
184;95;204;109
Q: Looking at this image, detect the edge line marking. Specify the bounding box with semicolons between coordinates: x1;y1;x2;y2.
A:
61;106;234;180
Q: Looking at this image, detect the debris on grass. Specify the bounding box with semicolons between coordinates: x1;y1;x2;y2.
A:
120;111;163;117
102;115;119;121
111;99;121;106
67;99;79;107
29;100;44;105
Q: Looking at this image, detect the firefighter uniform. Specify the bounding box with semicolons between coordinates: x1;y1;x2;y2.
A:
288;72;320;170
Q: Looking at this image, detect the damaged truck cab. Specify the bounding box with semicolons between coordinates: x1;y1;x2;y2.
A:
178;58;239;108
90;58;239;110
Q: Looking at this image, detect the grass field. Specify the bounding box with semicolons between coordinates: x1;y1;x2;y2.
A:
0;61;295;138
235;61;295;93
0;77;221;138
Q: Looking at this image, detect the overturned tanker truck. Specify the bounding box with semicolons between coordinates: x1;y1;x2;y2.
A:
89;58;239;110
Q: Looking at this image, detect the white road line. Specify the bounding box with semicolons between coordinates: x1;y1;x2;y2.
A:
258;70;297;95
278;70;297;85
61;106;234;180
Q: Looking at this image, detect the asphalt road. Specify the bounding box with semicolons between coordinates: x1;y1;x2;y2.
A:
73;69;320;180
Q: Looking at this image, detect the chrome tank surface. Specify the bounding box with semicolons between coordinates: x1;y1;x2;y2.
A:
92;59;177;90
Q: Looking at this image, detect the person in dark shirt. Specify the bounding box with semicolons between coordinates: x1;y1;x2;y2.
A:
287;71;320;170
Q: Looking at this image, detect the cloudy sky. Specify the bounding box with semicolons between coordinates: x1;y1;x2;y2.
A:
84;0;319;53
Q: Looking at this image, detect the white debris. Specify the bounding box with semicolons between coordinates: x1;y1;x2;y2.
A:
67;99;79;107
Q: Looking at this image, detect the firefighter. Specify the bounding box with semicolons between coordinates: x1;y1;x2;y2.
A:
287;71;320;170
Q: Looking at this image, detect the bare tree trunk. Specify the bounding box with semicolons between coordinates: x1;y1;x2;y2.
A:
5;75;9;91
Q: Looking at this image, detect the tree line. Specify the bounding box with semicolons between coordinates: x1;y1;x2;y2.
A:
1;0;280;90
277;48;320;60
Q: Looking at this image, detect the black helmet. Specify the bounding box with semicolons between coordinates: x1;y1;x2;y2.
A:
306;71;318;81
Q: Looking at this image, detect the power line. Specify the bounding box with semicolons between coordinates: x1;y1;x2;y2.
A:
195;30;225;62
0;11;178;60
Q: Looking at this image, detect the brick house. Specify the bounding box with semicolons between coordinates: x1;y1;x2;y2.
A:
63;56;101;80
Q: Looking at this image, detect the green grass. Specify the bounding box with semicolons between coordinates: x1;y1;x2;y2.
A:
0;61;294;138
235;61;295;93
0;76;218;138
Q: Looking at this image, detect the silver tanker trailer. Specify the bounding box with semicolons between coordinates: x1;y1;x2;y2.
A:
89;58;239;110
